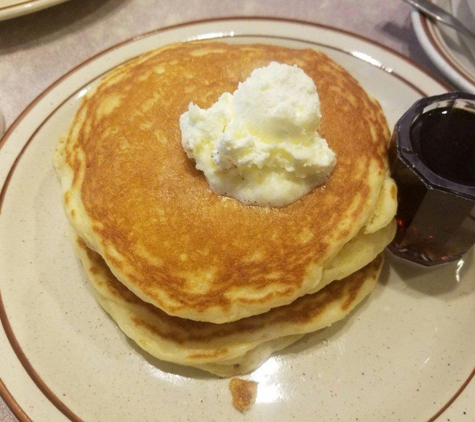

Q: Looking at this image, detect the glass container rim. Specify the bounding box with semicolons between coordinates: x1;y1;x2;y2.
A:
395;91;475;201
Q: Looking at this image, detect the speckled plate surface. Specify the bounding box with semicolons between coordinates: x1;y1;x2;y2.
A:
0;0;70;21
1;18;474;422
411;0;475;93
0;108;4;136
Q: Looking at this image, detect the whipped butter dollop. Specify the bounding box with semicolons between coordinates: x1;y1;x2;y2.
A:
179;62;337;207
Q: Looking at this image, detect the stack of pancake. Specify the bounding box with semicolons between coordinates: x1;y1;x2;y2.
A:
53;41;397;377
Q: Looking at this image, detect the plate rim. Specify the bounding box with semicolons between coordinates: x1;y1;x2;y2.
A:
0;0;70;21
0;16;467;422
411;1;475;92
0;15;452;146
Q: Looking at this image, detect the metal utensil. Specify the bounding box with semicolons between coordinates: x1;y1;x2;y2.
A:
403;0;475;39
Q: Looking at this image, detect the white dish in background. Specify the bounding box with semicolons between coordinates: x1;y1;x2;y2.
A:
411;0;475;93
453;0;475;56
0;0;69;21
0;18;474;422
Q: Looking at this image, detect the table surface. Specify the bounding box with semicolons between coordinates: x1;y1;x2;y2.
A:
0;0;455;421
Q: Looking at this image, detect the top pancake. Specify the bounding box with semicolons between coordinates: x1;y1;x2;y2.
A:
54;41;392;323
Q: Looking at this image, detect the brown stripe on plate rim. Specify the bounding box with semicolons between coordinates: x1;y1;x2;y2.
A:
427;18;475;83
428;366;475;421
420;8;475;85
0;377;33;422
0;17;464;422
0;0;41;13
0;81;95;421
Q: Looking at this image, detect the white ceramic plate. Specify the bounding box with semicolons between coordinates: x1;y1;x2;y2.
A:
0;108;4;136
0;0;69;21
411;0;475;93
1;18;474;422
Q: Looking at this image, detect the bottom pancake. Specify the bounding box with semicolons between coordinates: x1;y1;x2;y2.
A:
73;236;384;377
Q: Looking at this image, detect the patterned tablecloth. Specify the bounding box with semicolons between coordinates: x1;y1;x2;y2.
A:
0;0;453;421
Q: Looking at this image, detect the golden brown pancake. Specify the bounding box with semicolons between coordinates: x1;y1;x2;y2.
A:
73;236;383;376
54;41;395;323
229;379;258;411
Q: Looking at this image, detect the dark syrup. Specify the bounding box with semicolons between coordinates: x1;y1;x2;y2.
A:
410;106;475;186
390;105;475;265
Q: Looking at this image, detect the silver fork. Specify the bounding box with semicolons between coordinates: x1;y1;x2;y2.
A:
403;0;475;39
